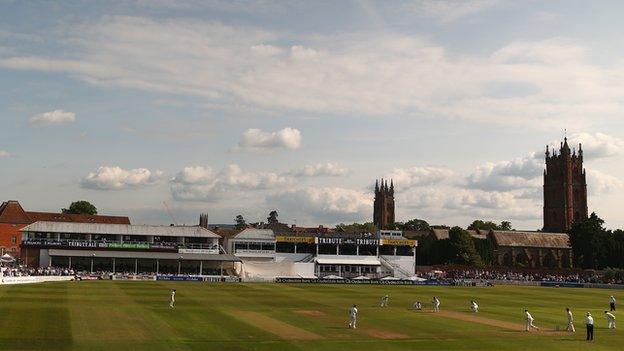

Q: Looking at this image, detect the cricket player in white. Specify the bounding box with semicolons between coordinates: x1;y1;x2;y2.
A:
169;289;176;308
433;297;440;312
566;308;575;332
413;301;422;310
610;295;616;311
605;311;616;329
524;310;539;331
348;304;358;329
380;295;389;307
470;300;479;313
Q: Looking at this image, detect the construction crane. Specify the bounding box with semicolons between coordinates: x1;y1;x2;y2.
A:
162;201;178;226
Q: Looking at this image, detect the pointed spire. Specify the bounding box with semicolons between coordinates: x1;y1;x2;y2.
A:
545;145;550;158
390;179;394;195
579;143;583;156
375;179;379;193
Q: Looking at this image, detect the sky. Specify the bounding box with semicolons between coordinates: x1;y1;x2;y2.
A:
1;0;624;230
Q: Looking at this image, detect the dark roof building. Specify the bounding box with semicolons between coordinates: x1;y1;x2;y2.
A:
488;230;571;268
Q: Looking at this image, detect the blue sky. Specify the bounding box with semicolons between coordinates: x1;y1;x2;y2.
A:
1;0;624;229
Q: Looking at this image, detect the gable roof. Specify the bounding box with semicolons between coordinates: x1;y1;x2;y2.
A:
233;228;275;240
431;228;450;240
467;229;488;240
490;230;570;249
0;200;130;225
0;201;31;224
401;230;431;240
26;212;130;224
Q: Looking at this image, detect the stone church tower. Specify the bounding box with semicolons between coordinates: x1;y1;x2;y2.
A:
373;179;395;230
543;138;588;232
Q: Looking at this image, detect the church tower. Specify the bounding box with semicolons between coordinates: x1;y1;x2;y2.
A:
543;138;588;232
373;179;395;230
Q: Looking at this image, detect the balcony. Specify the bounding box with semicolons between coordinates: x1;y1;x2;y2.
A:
21;239;220;254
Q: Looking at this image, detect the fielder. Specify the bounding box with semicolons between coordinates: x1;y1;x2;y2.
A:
566;308;575;332
586;312;594;341
348;304;358;329
432;297;440;312
169;289;176;308
470;300;479;313
380;295;389;307
413;301;422;310
610;295;617;311
524;310;539;331
605;311;616;329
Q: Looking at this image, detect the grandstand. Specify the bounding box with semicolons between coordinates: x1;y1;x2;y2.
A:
20;222;240;275
19;222;417;280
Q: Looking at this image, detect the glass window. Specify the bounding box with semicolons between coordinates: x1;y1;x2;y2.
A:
261;242;275;251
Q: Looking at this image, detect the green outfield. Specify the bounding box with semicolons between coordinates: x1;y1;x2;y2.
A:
0;281;621;350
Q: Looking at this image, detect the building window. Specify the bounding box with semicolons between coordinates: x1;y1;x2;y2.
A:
11;236;16;245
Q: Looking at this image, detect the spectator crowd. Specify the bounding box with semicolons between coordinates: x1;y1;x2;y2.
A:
440;268;607;284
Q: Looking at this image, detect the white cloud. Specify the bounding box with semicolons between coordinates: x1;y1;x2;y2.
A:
587;170;624;196
409;0;503;23
466;156;542;192
29;109;76;126
170;164;289;201
235;127;301;151
396;185;541;225
4;17;624;128
290;163;348;177
0;150;9;158
81;166;164;190
266;187;371;224
385;166;453;189
561;132;624;160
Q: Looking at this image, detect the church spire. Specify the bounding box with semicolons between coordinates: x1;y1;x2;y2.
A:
545;145;550;158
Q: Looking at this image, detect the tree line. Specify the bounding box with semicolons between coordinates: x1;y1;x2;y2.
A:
569;212;624;270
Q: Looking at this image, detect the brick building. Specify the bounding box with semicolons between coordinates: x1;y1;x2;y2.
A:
490;230;572;268
373;179;395;230
543;138;588;232
0;200;130;256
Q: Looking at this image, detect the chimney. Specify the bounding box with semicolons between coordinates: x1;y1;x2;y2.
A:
199;213;208;229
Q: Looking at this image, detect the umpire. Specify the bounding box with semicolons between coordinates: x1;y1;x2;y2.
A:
585;312;594;341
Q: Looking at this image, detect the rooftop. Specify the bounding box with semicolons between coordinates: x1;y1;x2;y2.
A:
0;200;130;225
21;221;220;238
490;230;570;249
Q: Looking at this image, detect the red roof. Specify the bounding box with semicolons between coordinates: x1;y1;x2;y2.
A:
0;201;31;224
0;201;130;225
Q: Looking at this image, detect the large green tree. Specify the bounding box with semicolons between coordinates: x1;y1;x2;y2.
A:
569;213;609;269
62;201;97;215
234;215;247;230
467;220;512;231
336;222;377;233
393;218;431;231
448;226;483;266
267;210;279;224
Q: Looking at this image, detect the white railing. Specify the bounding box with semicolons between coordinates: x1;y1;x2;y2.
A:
379;256;412;278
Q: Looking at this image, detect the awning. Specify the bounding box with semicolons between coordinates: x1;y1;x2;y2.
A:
315;256;381;266
0;253;15;263
48;249;241;262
